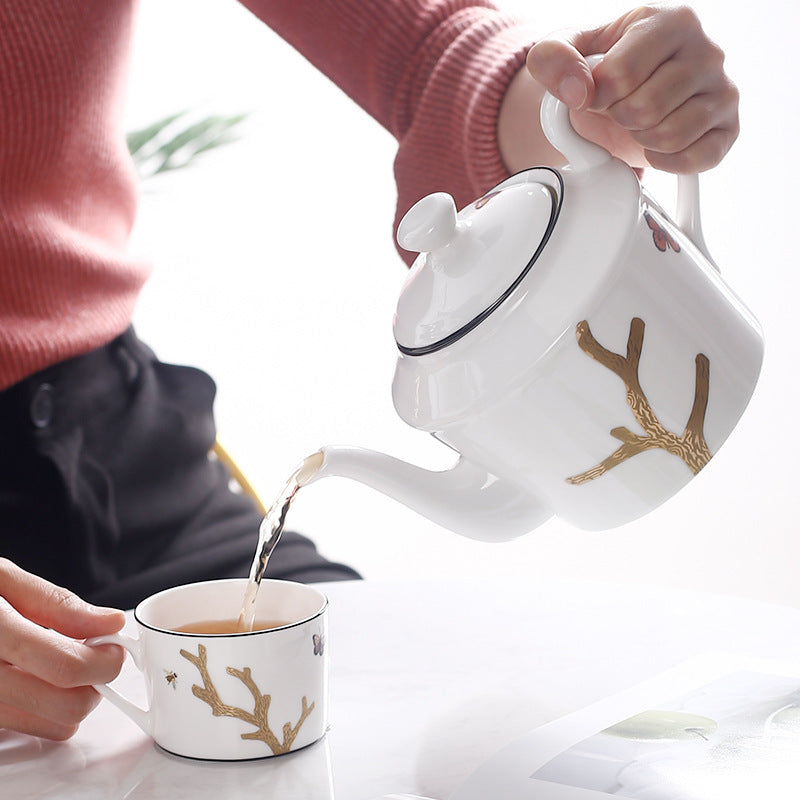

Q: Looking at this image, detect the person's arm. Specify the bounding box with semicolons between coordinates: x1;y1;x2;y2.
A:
238;0;533;255
242;2;737;263
0;559;125;740
500;4;739;175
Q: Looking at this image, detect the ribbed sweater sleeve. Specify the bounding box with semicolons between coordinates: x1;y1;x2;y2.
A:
0;1;145;389
0;0;533;389
238;0;533;261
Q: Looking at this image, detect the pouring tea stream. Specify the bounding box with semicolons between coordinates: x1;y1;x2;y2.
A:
286;83;764;542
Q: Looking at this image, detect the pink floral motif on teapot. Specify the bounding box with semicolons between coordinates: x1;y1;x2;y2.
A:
644;211;680;253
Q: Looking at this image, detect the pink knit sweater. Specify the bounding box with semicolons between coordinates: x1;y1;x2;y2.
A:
0;0;531;390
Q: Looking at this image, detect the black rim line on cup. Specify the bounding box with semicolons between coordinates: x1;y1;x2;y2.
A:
134;601;328;637
132;585;329;638
156;734;326;762
396;167;564;358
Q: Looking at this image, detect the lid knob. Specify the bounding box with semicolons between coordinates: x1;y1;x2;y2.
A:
397;192;457;253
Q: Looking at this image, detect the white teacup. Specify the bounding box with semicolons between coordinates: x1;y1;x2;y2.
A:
87;579;328;760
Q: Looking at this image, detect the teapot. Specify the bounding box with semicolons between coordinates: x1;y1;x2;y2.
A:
310;85;764;541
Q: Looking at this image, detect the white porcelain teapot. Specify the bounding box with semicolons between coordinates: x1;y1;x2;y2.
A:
311;87;764;541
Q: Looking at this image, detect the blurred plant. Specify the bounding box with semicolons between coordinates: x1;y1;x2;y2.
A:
127;110;248;179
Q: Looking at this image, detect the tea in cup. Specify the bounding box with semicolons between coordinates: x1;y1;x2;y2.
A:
87;578;328;760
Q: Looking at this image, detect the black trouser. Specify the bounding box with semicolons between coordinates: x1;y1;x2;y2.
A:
0;328;360;609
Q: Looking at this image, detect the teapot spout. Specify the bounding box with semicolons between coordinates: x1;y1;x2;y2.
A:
311;446;552;542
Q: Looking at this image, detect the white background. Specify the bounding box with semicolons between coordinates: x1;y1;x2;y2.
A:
126;1;799;607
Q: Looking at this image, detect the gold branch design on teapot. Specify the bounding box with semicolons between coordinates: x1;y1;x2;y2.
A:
566;317;712;485
179;644;315;754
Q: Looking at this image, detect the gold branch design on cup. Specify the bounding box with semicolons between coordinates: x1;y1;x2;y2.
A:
179;644;316;754
567;317;712;485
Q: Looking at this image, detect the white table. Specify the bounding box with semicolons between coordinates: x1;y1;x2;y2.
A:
3;578;800;800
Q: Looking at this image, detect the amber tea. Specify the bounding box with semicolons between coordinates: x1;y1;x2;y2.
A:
172;618;289;635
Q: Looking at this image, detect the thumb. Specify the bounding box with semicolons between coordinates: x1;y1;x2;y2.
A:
0;558;125;639
526;37;595;111
528;7;665;113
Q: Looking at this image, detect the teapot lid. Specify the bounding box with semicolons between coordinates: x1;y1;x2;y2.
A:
394;168;563;355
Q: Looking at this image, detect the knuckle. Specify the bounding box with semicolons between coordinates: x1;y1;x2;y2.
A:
722;80;740;114
705;39;725;69
693;39;725;78
727;117;740;146
646;117;690;154
669;5;702;32
595;59;626;91
594;63;636;108
612;96;662;131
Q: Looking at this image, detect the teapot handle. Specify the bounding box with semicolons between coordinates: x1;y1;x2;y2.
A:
540;54;720;272
539;54;610;173
676;173;719;271
539;88;611;173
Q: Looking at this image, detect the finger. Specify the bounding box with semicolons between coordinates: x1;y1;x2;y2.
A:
629;84;738;155
644;125;738;174
0;558;124;638
588;7;699;112
526;38;594;110
0;700;80;741
0;660;102;728
526;5;694;112
604;57;708;133
526;7;666;113
0;596;124;688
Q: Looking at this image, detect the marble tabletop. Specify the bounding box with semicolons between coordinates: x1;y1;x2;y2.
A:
3;578;800;800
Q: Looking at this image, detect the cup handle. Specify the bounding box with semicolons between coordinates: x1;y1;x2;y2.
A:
85;633;153;736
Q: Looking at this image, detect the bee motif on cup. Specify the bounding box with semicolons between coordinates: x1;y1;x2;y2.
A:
164;669;178;690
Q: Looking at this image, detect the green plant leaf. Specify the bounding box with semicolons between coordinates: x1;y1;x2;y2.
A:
126;111;187;157
127;111;249;179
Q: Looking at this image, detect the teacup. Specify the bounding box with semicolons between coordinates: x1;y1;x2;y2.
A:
87;578;328;760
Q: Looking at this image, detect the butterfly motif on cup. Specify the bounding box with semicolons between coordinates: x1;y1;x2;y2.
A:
644;211;680;253
312;633;325;656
